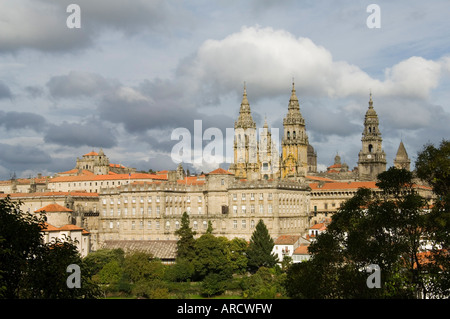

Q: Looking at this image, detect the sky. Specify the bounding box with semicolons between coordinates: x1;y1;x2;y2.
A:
0;0;449;180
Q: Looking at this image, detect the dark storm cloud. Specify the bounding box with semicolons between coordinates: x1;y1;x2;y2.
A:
0;0;93;53
99;80;235;135
44;120;117;148
0;143;52;165
0;0;191;53
0;111;47;131
0;81;12;99
24;86;45;98
47;71;116;99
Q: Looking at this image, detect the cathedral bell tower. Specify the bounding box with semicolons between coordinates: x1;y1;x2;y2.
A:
281;81;309;179
357;93;386;181
229;83;259;180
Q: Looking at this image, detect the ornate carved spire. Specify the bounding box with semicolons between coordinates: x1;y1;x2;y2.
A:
284;80;304;126
235;82;255;129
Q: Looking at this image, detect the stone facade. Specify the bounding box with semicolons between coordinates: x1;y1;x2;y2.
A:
97;169;310;242
229;82;316;181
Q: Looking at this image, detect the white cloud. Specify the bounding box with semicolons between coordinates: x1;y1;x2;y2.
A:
180;26;447;102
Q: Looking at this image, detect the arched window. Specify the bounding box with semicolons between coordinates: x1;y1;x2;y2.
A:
368;144;373;153
293;131;296;139
287;131;290;139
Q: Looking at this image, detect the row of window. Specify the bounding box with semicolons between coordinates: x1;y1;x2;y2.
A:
106;219;259;230
232;204;273;214
102;206;203;217
102;195;203;205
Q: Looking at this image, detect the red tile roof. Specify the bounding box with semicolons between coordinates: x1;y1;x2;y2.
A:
35;203;73;213
306;176;337;182
0;191;99;198
59;224;84;231
274;235;301;245
310;222;327;231
40;222;60;232
176;175;206;185
41;222;89;234
309;181;378;190
84;151;99;156
49;172;167;183
207;168;233;175
293;244;310;255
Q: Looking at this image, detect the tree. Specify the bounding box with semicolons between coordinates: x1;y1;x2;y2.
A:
0;196;100;298
174;212;196;262
228;237;248;274
241;267;285;299
415;139;450;197
192;234;233;280
286;167;441;298
246;219;278;273
123;251;165;283
0;196;45;298
415;139;450;298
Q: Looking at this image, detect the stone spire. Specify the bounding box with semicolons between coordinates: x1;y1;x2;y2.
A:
235;82;256;129
357;93;387;181
283;80;305;126
394;140;411;171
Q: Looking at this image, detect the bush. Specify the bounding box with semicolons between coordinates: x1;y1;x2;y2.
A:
201;273;227;297
132;279;170;299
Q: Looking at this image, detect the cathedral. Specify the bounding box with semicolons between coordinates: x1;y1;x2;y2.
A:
229;82;318;181
229;83;410;183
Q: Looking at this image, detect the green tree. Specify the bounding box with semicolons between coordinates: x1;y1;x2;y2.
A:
0;196;100;298
174;212;196;262
97;260;123;285
0;196;45;298
241;267;285;299
83;248;125;275
246;219;278;273
286;167;443;299
415;139;450;196
123;251;165;283
192;234;233;280
229;237;248;274
415;139;450;298
164;258;194;282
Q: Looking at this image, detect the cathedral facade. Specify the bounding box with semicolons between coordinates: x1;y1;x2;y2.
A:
229;82;317;181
